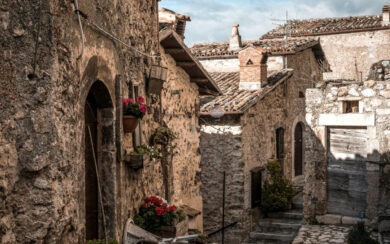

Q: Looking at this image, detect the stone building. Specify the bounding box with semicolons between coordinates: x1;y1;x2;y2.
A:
0;1;219;243
192;29;326;243
303;70;390;240
261;5;390;81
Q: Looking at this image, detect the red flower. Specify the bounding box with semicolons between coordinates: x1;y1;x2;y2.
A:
123;99;129;106
169;205;177;211
139;104;147;114
137;96;145;103
130;98;135;104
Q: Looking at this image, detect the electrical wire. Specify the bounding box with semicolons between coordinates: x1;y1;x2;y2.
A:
76;10;160;59
73;0;85;59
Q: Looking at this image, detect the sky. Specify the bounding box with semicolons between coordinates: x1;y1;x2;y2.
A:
160;0;387;46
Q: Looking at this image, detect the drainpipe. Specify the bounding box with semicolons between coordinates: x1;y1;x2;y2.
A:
73;0;85;59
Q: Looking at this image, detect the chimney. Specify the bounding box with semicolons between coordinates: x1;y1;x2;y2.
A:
238;47;268;91
383;5;390;26
229;24;242;51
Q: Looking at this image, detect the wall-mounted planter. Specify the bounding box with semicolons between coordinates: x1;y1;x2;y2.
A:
151;218;188;238
125;154;148;170
148;65;168;95
123;115;139;133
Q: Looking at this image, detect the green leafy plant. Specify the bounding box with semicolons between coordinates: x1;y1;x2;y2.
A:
348;222;378;244
261;159;295;213
134;196;186;232
85;238;118;244
150;127;176;147
130;145;161;160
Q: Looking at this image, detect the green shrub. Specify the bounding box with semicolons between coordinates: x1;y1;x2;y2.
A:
85;238;118;244
347;222;378;244
261;159;295;213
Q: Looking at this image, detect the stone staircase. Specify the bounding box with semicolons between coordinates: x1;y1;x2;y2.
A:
243;193;303;244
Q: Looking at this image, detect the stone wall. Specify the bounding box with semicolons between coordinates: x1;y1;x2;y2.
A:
319;30;390;80
160;47;203;231
304;80;390;226
200;124;247;244
198;48;321;244
0;0;204;243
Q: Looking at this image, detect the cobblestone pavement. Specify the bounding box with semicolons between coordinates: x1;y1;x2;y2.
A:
292;225;351;244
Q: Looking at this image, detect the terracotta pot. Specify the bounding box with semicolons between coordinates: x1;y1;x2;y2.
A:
127;154;146;170
123;115;139;133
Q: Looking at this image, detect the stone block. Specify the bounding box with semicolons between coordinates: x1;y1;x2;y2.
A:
342;216;365;225
380;90;390;98
362;88;376;97
316;214;342;225
348;88;360;97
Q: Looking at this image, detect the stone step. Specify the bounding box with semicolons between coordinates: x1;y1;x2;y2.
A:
242;239;289;244
257;218;302;233
249;231;296;242
267;210;303;220
292;202;303;210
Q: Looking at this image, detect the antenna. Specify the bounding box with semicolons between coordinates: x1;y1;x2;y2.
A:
270;11;291;68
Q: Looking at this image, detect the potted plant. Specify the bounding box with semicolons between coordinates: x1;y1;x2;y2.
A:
134;196;188;238
125;145;161;169
123;96;147;133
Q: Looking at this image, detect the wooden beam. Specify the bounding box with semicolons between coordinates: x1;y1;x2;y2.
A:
191;78;209;83
164;48;185;54
176;61;197;67
198;86;219;96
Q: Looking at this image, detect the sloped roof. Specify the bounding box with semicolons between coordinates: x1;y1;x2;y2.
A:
262;14;390;39
160;29;222;96
191;37;320;59
201;69;293;114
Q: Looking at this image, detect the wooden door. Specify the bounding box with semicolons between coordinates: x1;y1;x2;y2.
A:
294;123;303;176
85;97;99;240
327;127;368;217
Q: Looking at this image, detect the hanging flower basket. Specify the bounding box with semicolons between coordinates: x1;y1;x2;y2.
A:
123;97;147;133
123;115;139;133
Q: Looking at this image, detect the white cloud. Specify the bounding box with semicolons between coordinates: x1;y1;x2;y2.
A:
161;0;385;46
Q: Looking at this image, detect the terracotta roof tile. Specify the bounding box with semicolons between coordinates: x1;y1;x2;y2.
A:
191;38;319;59
262;14;388;39
201;69;293;113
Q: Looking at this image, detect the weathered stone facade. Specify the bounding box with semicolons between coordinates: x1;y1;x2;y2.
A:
0;1;212;243
317;30;390;80
199;47;322;244
160;46;203;231
304;79;390;232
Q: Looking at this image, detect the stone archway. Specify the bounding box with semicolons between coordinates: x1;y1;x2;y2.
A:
84;80;116;241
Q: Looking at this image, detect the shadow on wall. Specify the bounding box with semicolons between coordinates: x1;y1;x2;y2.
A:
303;124;390;233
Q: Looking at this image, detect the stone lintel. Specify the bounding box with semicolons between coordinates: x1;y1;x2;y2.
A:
319;113;375;126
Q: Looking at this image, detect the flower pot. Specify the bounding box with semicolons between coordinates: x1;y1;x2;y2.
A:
151;218;188;238
125;154;148;169
123;115;139;133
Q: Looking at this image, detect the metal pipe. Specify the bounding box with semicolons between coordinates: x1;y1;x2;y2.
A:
222;171;225;244
73;0;85;59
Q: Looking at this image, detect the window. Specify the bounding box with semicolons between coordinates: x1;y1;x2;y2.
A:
246;59;253;65
276;127;285;160
299;91;305;98
251;170;262;208
283;82;288;97
276;127;285;173
343;101;359;113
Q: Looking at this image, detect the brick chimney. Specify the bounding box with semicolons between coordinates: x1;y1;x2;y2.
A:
229;24;242;51
238;46;269;90
383;5;390;26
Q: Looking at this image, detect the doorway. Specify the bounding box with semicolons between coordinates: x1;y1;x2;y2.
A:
294;123;304;176
84;81;116;240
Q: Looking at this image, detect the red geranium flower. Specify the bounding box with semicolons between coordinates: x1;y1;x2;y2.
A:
130;98;135;104
139;104;147;114
137;96;145;103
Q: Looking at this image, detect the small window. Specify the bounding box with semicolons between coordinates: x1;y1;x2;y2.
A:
246;59;253;65
276;127;284;159
251;170;262;208
343;101;359;113
299;91;305;98
283;82;287;97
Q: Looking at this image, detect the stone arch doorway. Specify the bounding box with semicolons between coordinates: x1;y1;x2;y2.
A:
294;122;304;176
84;80;116;241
